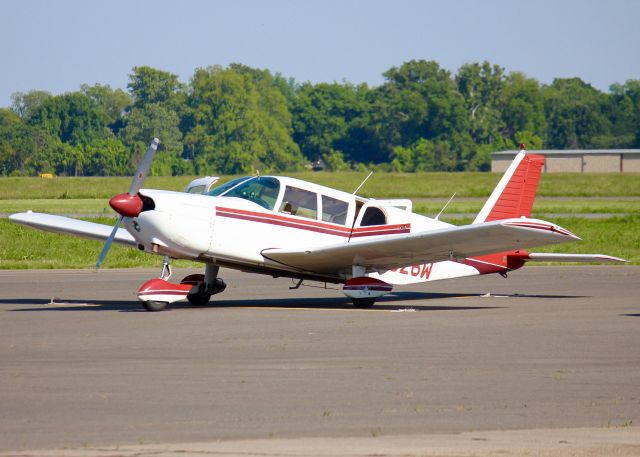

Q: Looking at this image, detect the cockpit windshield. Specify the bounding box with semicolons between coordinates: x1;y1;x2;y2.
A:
206;176;253;197
207;176;281;210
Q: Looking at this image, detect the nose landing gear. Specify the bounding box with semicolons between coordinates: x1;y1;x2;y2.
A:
137;261;226;311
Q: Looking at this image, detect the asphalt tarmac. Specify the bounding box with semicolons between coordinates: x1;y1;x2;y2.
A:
0;266;639;454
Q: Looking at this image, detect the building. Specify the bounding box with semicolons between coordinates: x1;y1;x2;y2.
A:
491;149;640;173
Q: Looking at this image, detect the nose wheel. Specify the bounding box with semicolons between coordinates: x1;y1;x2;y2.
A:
137;261;226;311
143;300;168;312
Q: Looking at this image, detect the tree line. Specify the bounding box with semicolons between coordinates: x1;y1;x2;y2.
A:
1;60;639;176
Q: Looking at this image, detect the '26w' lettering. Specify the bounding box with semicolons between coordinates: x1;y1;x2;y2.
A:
391;264;433;279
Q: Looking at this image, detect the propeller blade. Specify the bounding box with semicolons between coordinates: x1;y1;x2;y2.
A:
97;138;159;270
128;138;160;196
95;215;124;270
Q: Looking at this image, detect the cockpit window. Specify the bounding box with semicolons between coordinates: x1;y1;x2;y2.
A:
206;176;253;197
219;177;280;210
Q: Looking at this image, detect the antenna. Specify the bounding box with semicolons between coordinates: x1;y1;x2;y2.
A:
435;192;456;221
352;171;374;195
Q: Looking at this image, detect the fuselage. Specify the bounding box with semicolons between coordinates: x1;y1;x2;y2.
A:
123;175;484;284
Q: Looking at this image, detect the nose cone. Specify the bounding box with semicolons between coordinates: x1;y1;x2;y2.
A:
109;193;143;217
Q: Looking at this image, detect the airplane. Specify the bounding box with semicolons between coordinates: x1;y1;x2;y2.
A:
9;139;625;311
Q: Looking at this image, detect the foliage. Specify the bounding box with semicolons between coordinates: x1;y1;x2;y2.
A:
1;61;640;177
183;65;304;174
543;78;612;148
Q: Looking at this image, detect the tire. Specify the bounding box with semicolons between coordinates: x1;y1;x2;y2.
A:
187;293;211;306
351;297;376;308
143;300;167;312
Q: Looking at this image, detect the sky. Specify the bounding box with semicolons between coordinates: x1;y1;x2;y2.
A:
1;0;639;107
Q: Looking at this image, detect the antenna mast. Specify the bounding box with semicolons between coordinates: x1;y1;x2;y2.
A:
352;171;374;195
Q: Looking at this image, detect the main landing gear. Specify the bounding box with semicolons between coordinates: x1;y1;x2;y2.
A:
137;259;226;312
342;275;393;309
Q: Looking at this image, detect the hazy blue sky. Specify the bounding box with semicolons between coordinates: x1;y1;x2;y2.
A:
2;0;639;107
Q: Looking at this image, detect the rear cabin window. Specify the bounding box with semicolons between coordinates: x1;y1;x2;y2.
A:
279;186;318;220
321;195;349;225
361;207;386;226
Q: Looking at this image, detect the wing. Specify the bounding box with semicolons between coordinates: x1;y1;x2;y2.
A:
262;217;579;274
9;211;137;247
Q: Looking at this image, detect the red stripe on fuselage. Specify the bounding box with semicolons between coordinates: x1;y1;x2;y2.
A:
216;206;410;238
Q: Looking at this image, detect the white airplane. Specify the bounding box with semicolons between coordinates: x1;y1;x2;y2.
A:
10;139;624;311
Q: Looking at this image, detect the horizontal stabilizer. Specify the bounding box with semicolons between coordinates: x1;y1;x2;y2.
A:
525;253;627;263
9;211;137;247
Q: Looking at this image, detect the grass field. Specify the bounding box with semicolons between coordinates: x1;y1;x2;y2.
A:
1;172;639;199
1;172;638;268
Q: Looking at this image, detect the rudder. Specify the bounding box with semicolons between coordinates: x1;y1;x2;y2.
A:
474;147;545;224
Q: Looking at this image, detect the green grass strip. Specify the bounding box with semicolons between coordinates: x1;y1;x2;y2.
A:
2;173;639;200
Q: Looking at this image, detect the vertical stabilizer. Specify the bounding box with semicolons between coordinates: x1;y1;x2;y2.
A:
473;147;545;224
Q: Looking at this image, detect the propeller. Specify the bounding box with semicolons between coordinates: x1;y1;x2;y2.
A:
95;138;160;270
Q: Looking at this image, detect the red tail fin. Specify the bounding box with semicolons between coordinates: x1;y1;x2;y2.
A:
474;151;545;223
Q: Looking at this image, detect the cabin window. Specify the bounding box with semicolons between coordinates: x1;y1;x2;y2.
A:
321;195;349;225
360;207;386;226
187;185;206;194
279;186;318;220
217;177;280;210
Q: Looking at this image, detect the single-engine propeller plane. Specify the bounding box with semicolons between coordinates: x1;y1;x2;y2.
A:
10;139;625;311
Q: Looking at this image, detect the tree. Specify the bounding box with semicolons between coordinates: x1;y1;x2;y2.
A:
500;72;546;146
184;66;304;174
120;103;186;175
608;79;640;147
127;66;185;110
390;138;458;172
80;83;131;129
456;61;506;145
84;137;130;176
291;82;365;161
0;108;34;175
363;60;470;166
28;92;109;146
543;78;612;148
10;90;52;121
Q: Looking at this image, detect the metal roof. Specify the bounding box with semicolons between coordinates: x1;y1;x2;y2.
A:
493;149;640;156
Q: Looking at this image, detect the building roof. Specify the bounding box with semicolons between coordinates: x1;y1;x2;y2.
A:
493;149;640;157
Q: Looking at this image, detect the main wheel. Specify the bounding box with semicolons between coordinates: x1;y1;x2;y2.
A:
351;297;376;308
143;300;167;312
187;292;211;306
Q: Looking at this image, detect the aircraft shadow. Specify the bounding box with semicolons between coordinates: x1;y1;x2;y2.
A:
2;291;584;313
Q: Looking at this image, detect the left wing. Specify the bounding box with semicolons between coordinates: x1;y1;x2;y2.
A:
262;217;579;274
9;211;137;247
